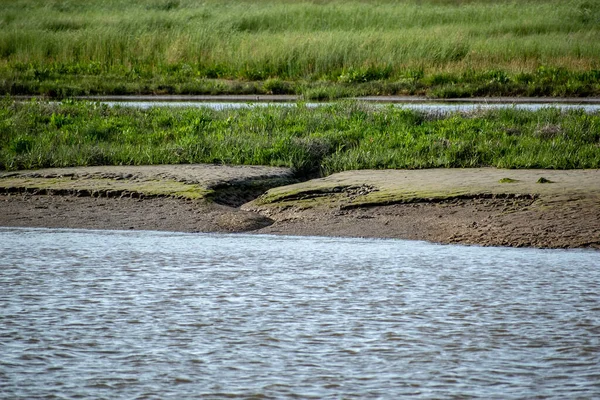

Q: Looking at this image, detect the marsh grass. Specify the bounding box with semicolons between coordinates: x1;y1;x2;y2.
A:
1;0;599;97
1;99;599;174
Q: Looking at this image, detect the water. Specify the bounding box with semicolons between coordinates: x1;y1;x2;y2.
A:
104;100;600;113
1;227;599;399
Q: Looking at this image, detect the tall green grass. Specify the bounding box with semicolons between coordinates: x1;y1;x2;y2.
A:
2;99;599;174
1;0;599;97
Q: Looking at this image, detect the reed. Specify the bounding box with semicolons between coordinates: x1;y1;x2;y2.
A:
1;0;599;97
2;99;599;174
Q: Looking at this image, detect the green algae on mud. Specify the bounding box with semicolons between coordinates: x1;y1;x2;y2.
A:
242;168;600;249
0;164;297;208
0;176;211;200
245;168;600;212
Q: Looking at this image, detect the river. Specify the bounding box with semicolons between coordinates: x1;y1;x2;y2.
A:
1;227;599;399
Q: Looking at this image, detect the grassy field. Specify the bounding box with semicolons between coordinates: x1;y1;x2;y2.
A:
1;0;599;98
2;99;599;174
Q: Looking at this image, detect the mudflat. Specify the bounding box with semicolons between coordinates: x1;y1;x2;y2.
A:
1;165;598;249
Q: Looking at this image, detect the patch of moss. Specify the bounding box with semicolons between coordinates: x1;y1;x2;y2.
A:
341;190;472;209
252;183;478;210
251;179;541;212
537;177;554;184
0;176;211;200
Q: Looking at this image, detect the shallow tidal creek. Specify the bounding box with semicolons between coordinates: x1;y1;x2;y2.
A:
104;100;600;113
1;228;599;399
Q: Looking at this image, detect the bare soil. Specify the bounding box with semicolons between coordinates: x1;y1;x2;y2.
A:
246;168;600;249
0;194;273;233
1;166;599;249
253;195;600;249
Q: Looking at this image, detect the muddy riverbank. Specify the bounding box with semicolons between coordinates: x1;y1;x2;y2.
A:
1;165;599;249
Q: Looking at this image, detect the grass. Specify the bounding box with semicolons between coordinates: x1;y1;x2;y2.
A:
1;99;599;175
1;0;599;98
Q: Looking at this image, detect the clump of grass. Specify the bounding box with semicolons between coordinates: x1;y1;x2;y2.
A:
1;99;599;175
262;78;294;95
537;177;554;183
535;124;564;139
499;178;519;183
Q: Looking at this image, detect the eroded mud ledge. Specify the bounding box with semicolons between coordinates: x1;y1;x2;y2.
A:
1;165;599;249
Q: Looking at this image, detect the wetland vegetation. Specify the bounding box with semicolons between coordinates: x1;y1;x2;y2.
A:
1;0;599;98
2;99;599;174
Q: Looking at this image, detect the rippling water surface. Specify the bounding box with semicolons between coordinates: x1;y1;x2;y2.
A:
1;227;599;399
105;100;600;113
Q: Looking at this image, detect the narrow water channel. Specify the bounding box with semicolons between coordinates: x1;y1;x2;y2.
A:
103;100;600;113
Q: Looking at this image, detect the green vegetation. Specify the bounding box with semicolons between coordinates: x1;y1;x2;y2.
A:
0;176;210;199
498;177;519;183
2;99;599;174
1;0;599;98
537;177;554;183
